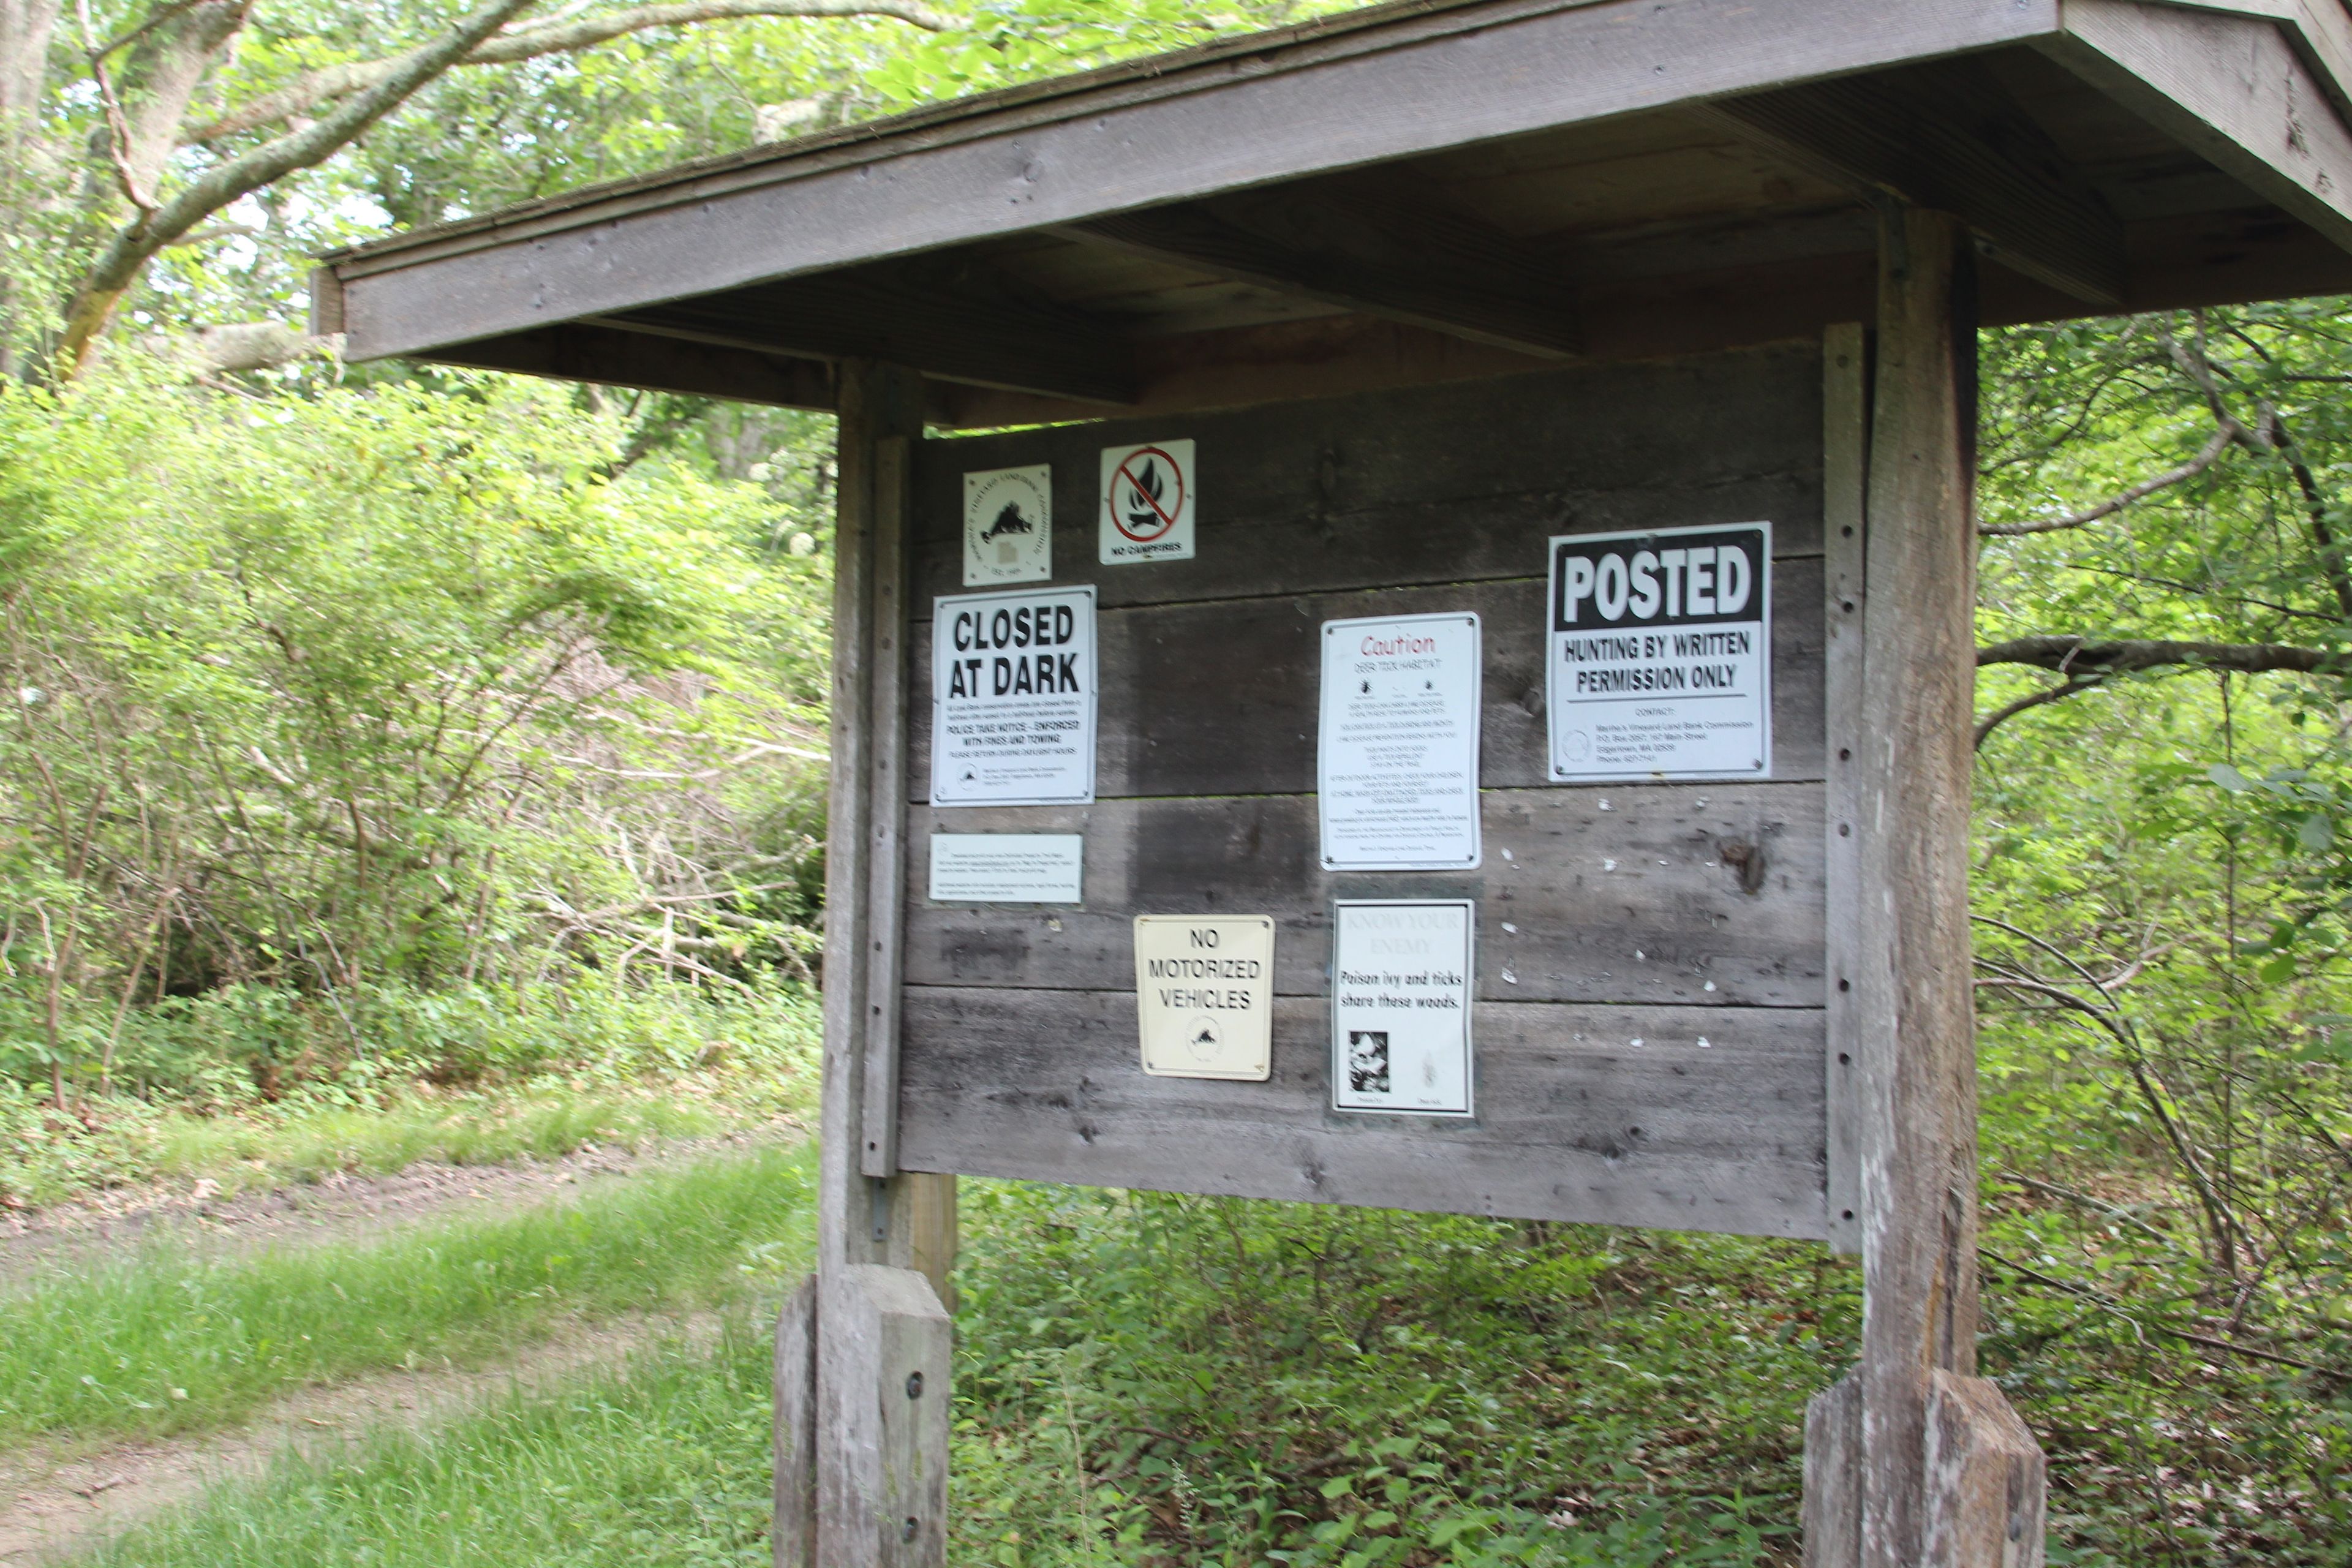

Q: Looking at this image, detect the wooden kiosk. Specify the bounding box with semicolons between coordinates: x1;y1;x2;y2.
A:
315;2;2352;1560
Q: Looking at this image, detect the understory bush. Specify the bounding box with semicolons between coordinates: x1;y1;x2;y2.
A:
0;362;830;1113
951;1181;2350;1567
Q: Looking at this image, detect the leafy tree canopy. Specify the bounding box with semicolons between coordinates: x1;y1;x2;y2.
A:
0;0;1349;375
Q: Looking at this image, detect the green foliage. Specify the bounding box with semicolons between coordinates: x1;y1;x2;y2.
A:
0;361;830;1107
1973;306;2352;1562
0;980;820;1208
861;0;1355;108
950;1177;2352;1564
950;1183;1841;1567
0;1140;812;1446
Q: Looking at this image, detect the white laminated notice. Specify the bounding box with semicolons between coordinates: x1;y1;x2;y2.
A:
931;586;1096;806
1330;900;1474;1116
1547;522;1772;780
929;835;1084;903
1133;914;1274;1080
1317;612;1482;870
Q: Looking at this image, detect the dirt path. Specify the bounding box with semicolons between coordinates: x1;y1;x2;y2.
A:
0;1128;799;1562
0;1309;729;1564
0;1125;794;1286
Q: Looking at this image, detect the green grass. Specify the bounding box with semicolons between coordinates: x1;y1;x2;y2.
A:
0;1142;813;1447
85;1320;783;1568
0;1080;797;1213
149;1090;732;1193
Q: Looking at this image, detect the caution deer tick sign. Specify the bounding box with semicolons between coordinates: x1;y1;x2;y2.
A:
1099;439;1195;564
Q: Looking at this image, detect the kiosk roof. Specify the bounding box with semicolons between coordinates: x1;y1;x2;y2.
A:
315;0;2352;425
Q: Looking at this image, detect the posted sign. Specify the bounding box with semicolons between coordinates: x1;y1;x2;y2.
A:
931;586;1098;806
1546;522;1772;781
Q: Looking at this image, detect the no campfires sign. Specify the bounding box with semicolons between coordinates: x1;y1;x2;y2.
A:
1099;439;1196;563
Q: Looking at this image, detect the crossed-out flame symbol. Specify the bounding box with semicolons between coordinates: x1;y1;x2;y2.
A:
1124;458;1167;532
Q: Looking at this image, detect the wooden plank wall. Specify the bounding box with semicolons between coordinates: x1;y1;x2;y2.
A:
893;345;1834;1239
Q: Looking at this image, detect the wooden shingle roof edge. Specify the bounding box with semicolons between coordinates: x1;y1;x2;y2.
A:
315;0;2352;382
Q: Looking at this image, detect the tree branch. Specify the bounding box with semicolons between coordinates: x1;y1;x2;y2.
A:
1972;637;2343;745
1978;420;2239;537
182;0;948;144
1979;1248;2341;1379
2257;402;2352;623
56;0;541;373
2160;314;2352;622
1972;673;2105;748
1977;636;2340;677
1973;959;2244;1275
76;0;157;214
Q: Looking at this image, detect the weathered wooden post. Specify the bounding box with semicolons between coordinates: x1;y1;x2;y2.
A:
774;358;957;1568
1804;209;2046;1568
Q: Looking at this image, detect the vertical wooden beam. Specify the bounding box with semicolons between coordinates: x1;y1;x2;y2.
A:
1924;1370;2048;1566
890;1167;961;1310
862;431;916;1183
1808;322;1871;1556
819;361;957;1283
804;360;955;1568
817;1265;954;1566
1856;206;1982;1568
818;358;924;1276
853;409;960;1313
1853;206;2045;1568
1803;1369;1863;1568
1822;321;1869;1261
774;1276;819;1568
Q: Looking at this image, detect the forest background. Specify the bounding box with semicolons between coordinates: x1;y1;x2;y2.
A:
0;0;2348;1561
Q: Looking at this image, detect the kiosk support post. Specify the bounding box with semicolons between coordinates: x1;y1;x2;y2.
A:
1805;208;2045;1568
777;358;954;1568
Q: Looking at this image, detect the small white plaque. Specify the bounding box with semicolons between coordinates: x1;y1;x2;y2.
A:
963;465;1052;585
1317;612;1483;870
1547;521;1773;780
1134;914;1274;1080
1098;439;1196;564
932;586;1096;807
1331;900;1474;1117
929;835;1084;903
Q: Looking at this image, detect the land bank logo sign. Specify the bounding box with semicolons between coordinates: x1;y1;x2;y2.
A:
1545;522;1773;782
963;464;1052;586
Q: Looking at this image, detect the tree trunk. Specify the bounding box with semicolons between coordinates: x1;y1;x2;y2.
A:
0;0;58;135
0;0;62;372
114;0;255;202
